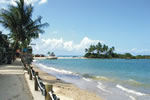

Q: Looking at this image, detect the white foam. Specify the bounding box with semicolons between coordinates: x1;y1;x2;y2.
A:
129;95;136;100
38;63;73;75
33;60;36;62
116;84;147;96
125;94;136;100
97;82;112;93
95;76;109;81
82;77;92;82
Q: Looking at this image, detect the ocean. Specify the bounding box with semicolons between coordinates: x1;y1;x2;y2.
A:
33;58;150;100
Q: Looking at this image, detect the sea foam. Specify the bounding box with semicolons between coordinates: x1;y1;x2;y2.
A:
82;77;92;82
97;82;112;93
33;60;36;62
128;95;136;100
116;84;147;96
38;63;73;75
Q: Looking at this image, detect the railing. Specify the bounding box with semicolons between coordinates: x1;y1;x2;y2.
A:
21;56;59;100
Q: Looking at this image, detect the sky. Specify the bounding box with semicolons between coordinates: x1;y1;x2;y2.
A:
0;0;150;56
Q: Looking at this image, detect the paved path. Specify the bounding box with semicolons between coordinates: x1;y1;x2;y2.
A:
0;59;33;100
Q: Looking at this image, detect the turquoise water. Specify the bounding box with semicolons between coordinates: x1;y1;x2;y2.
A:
33;59;150;100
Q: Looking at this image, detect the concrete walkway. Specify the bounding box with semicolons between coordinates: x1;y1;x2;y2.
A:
0;59;33;100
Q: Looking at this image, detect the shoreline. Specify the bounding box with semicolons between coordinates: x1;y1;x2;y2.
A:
31;64;103;100
34;56;150;60
34;56;87;60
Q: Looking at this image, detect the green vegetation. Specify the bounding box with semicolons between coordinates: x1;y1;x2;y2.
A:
0;0;48;64
0;0;48;52
84;42;150;59
0;31;13;64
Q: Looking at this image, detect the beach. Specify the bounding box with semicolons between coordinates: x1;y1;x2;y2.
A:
31;64;103;100
33;58;150;100
1;57;149;100
0;58;102;100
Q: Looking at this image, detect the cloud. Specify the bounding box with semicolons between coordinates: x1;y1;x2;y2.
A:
24;0;38;5
116;48;150;55
32;37;103;55
0;0;47;5
31;37;150;55
0;0;10;4
39;0;47;4
74;37;101;50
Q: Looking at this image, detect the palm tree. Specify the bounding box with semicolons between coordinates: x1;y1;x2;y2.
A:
85;48;88;53
112;46;115;51
96;42;102;54
47;52;51;56
102;44;108;54
0;0;48;52
88;45;96;53
108;46;115;55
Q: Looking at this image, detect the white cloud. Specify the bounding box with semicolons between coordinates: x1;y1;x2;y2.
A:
0;0;9;4
24;0;38;5
0;0;47;5
41;38;63;49
32;37;102;55
31;37;150;55
39;0;47;4
116;48;150;55
74;37;102;50
64;41;73;51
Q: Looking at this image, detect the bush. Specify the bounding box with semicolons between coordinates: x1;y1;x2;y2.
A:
35;54;40;57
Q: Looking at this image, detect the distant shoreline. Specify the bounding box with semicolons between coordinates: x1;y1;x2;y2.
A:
34;56;150;60
34;56;87;60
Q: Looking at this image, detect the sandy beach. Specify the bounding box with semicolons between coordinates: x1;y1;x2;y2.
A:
0;59;33;100
0;58;102;100
32;64;103;100
34;56;87;60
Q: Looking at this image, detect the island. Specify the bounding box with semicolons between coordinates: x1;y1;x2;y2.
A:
84;42;150;59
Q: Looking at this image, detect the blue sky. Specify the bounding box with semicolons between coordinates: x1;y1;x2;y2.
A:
0;0;150;55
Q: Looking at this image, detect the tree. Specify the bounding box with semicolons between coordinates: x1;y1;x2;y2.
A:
102;44;108;54
108;46;115;56
47;52;50;56
124;53;133;58
85;48;88;53
96;42;102;54
112;46;115;51
0;0;48;52
88;45;96;53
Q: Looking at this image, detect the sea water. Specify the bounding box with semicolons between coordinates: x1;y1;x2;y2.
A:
33;58;150;100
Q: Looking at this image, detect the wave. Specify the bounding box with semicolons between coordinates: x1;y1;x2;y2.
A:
33;60;37;62
128;95;136;100
38;63;74;75
116;84;147;96
82;77;92;82
127;79;143;86
82;74;111;81
95;76;110;81
97;82;112;93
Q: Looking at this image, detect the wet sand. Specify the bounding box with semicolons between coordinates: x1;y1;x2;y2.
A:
32;65;103;100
